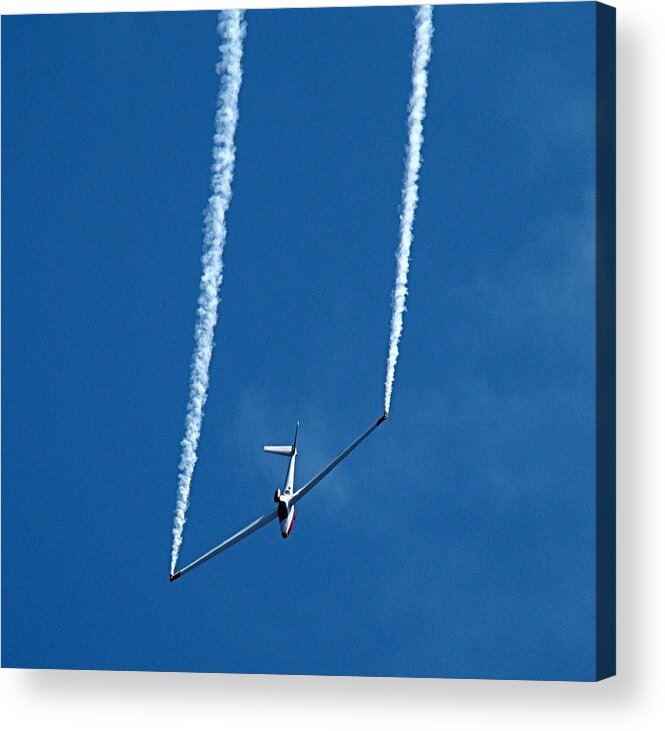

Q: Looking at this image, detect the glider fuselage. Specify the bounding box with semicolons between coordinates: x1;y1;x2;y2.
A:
277;498;295;538
267;422;299;538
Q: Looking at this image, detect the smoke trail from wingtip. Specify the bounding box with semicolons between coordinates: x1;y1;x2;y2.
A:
384;5;433;415
171;10;246;575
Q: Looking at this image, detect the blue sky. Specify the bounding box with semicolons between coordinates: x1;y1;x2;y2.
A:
3;3;598;679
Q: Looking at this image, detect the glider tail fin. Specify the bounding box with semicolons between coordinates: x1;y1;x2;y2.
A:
264;421;299;457
263;445;293;456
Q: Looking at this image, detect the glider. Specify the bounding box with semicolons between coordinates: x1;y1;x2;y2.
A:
170;411;388;581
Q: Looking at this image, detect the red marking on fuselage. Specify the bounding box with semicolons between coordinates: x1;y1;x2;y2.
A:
286;508;296;537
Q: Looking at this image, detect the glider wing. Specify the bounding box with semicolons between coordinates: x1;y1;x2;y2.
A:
170;508;278;581
291;413;386;506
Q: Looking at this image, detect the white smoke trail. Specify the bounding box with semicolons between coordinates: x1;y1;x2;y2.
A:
384;5;434;415
171;10;246;575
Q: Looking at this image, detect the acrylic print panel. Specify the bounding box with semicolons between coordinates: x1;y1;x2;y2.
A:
2;2;615;681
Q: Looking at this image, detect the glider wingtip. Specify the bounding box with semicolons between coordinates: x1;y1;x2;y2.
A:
169;571;182;583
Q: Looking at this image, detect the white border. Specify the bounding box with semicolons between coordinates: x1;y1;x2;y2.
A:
2;1;664;729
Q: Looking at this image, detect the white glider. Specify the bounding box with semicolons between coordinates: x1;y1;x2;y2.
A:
170;412;388;581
